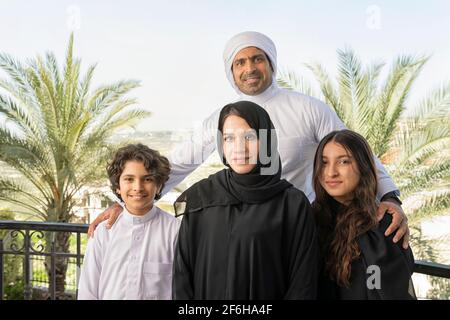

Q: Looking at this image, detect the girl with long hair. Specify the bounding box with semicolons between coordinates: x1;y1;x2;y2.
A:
312;129;416;299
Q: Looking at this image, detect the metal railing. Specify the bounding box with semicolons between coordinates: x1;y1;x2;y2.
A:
413;260;450;279
0;220;87;300
0;220;449;300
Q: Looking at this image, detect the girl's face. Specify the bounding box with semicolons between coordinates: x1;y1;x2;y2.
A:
319;141;361;204
222;115;259;174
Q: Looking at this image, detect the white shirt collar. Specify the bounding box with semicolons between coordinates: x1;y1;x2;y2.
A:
122;205;157;225
237;81;280;105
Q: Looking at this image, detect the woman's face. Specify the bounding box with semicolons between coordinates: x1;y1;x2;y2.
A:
222;115;259;174
319;141;360;204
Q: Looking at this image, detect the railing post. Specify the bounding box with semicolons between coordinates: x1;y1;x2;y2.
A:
51;239;56;300
0;239;4;300
23;230;32;300
76;232;81;299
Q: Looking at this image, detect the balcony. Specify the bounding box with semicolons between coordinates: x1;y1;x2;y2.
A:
1;220;449;300
0;220;87;300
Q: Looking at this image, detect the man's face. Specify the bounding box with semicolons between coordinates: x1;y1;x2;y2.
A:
232;46;273;96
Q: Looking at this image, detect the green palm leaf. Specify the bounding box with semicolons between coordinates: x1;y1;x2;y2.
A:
278;47;450;264
0;33;150;223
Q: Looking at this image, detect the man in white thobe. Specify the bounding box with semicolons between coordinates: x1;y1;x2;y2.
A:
89;31;410;248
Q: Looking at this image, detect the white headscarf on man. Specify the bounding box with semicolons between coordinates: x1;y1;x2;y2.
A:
222;31;278;95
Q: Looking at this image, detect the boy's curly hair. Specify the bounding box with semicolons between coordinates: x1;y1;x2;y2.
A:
107;144;170;201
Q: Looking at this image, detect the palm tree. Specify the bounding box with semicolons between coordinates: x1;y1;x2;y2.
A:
278;49;450;297
0;34;150;298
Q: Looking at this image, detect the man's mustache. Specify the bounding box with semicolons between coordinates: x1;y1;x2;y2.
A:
241;70;261;81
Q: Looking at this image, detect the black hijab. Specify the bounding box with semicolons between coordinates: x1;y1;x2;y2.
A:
175;101;292;215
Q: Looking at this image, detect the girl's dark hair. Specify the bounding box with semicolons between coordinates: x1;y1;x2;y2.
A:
107;144;170;201
312;130;378;287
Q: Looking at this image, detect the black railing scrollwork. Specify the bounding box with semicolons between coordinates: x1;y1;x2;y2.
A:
0;220;88;300
0;220;449;299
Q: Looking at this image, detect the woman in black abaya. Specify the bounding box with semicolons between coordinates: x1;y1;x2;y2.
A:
172;101;318;300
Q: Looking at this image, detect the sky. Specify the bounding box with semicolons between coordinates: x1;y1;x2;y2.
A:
1;0;449;131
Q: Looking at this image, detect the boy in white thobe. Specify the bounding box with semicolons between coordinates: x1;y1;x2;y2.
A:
78;144;180;300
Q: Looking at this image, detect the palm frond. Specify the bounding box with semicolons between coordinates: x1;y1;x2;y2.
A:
87;80;140;116
45;51;61;90
86;109;150;143
336;47;364;129
72;63;97;117
407;190;450;226
277;68;319;98
410;226;440;261
0;95;42;139
395;160;450;197
305;62;343;120
0;34;145;223
394;121;450;166
0;53;34;98
0;179;48;219
84;98;138;135
373;55;428;156
406;83;450;120
295;47;449;228
36;56;60;130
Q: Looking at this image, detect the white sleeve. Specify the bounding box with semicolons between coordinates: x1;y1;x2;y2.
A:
309;96;346;141
161;109;221;195
310;97;399;200
373;157;399;199
77;232;104;300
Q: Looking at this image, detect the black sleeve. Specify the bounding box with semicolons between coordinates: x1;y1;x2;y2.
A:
172;214;194;299
357;215;416;300
283;192;319;299
380;190;402;205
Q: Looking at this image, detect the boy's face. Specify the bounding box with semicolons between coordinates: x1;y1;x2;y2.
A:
117;160;161;216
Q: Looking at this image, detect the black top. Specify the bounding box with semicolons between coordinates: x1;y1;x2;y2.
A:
172;101;319;299
317;199;416;300
172;170;318;300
